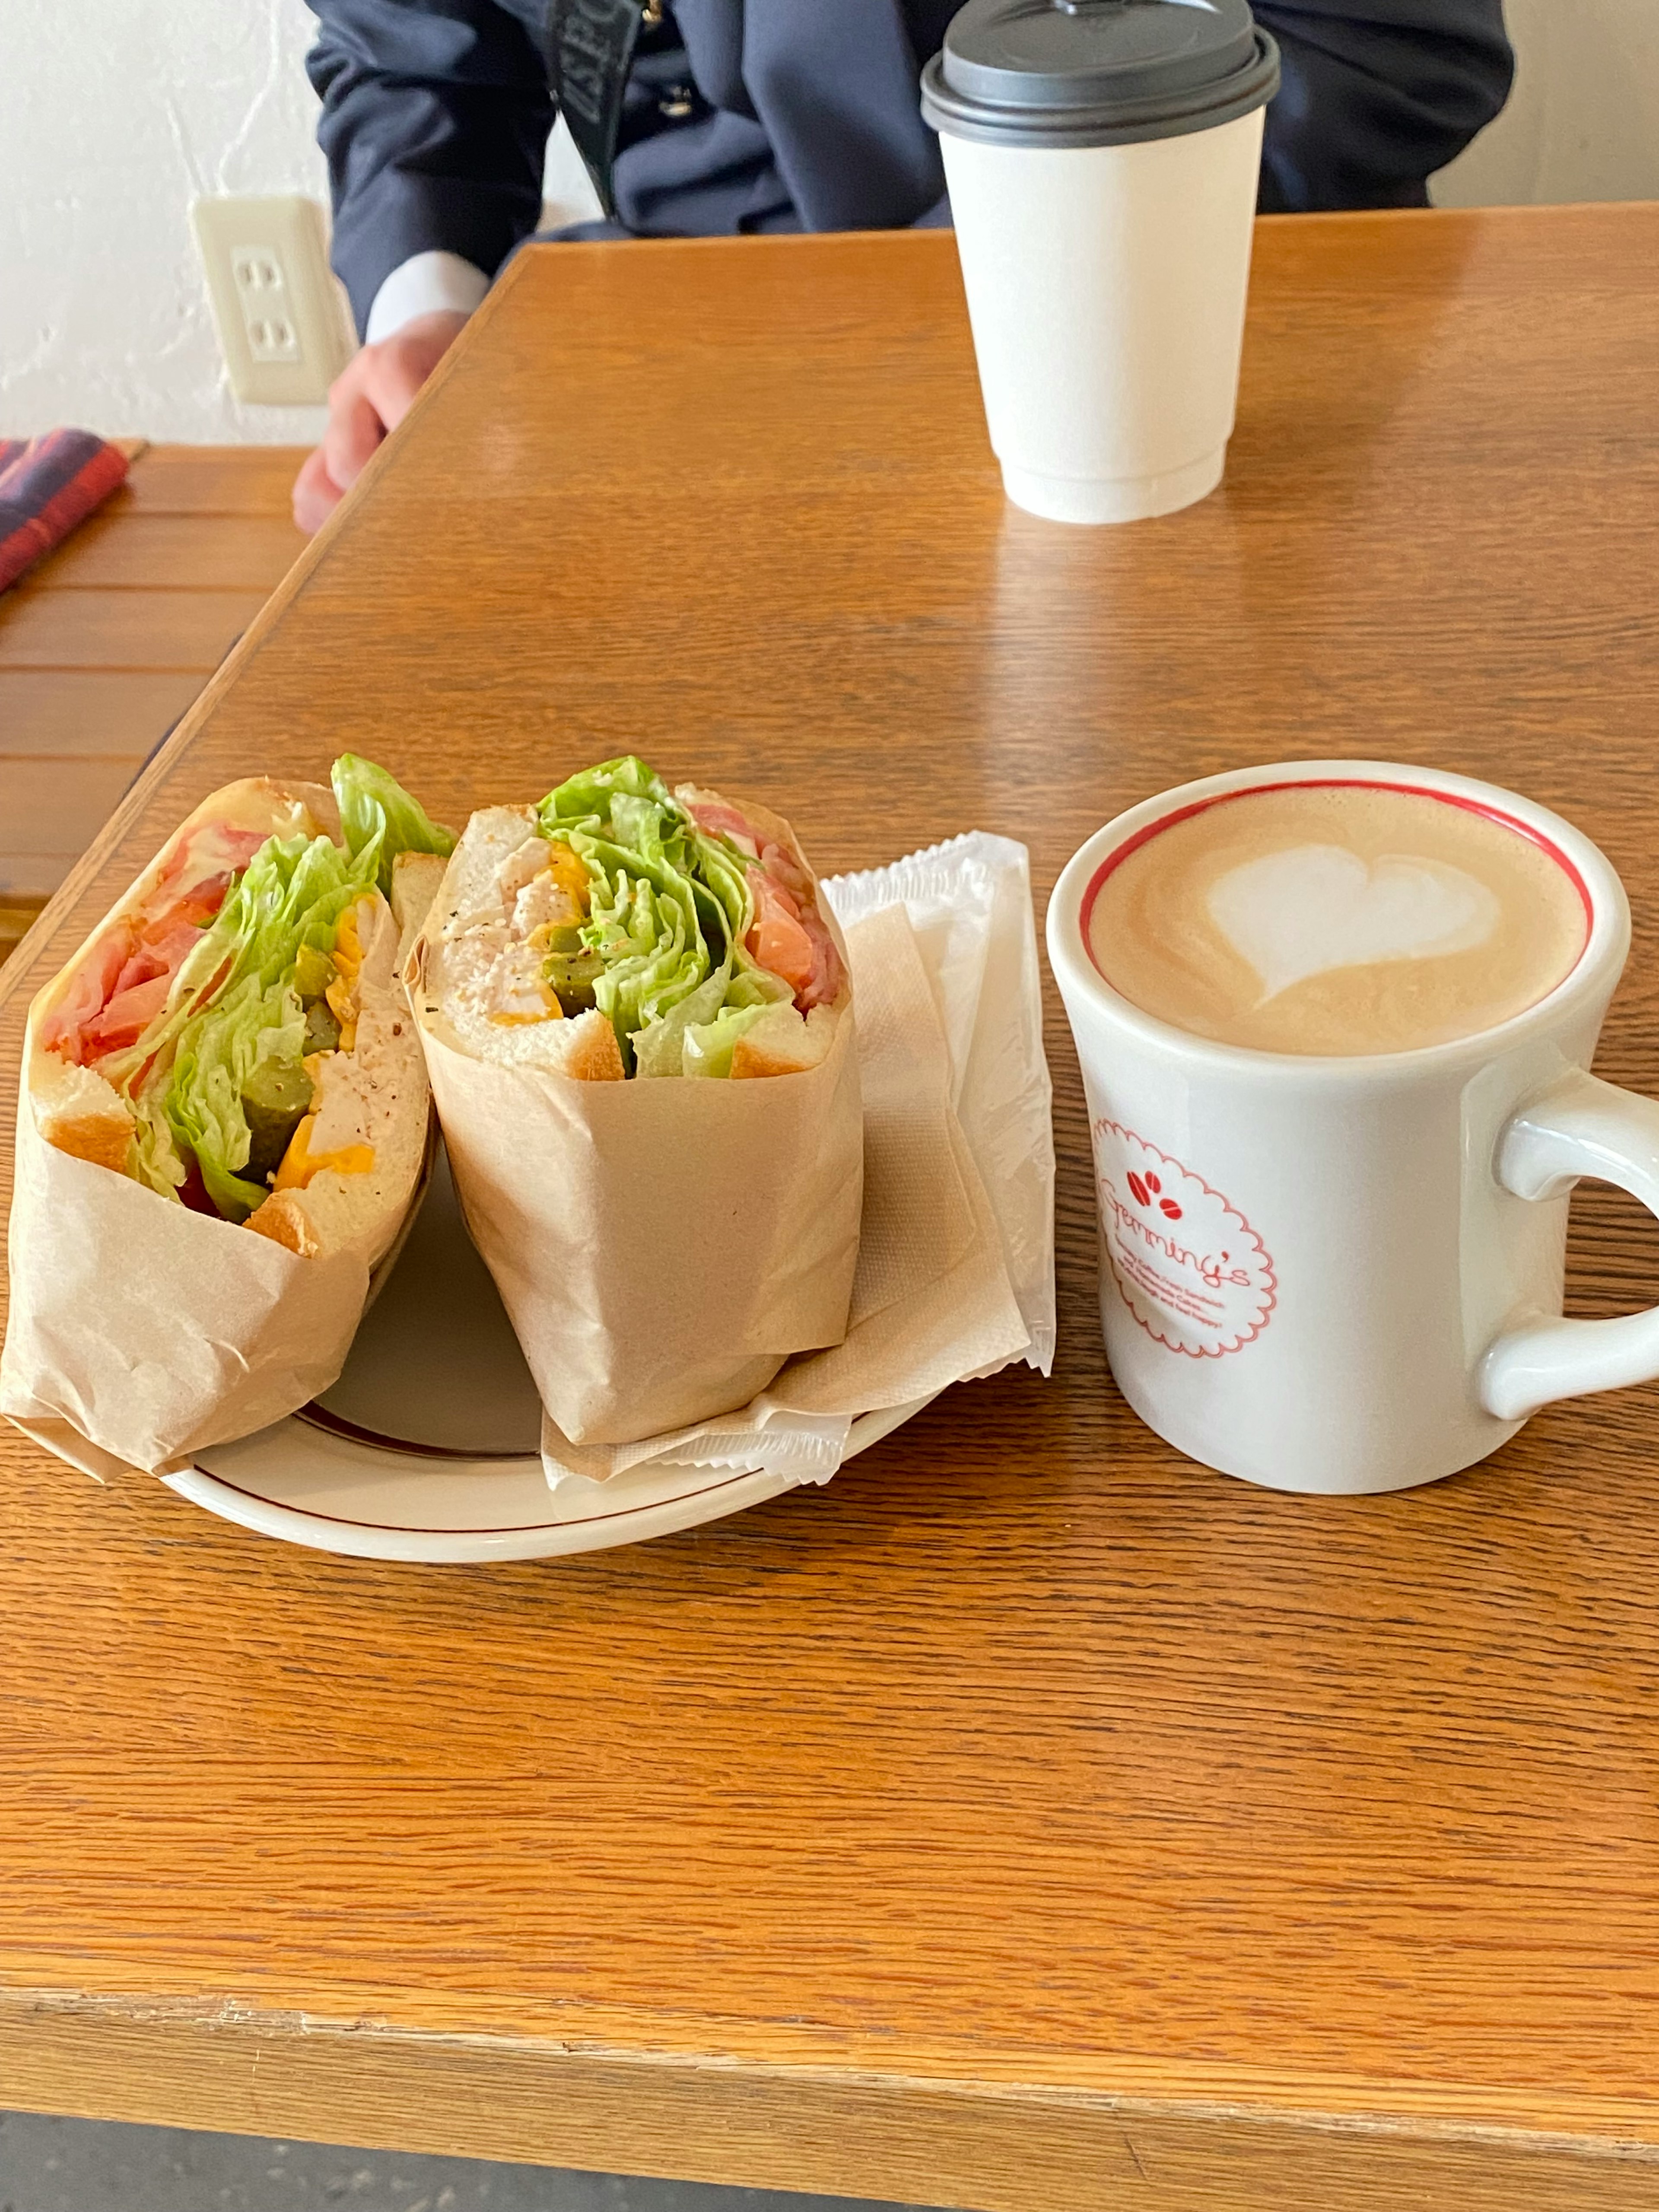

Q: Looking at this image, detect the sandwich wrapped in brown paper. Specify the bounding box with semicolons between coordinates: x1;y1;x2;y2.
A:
0;760;453;1479
536;833;1054;1498
405;756;863;1446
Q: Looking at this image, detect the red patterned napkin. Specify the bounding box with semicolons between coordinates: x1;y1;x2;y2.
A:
0;432;130;592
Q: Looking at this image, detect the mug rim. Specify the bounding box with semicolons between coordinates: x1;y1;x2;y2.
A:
1046;760;1631;1080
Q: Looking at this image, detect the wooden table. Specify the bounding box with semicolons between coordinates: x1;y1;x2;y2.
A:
0;447;306;962
4;207;1659;2212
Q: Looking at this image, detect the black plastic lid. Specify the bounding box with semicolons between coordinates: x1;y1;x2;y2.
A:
921;0;1280;149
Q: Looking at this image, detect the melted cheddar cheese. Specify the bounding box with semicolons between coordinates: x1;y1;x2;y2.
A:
324;899;372;1053
545;838;591;910
273;1112;376;1192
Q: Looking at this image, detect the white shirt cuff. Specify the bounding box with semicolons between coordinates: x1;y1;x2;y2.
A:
365;251;491;344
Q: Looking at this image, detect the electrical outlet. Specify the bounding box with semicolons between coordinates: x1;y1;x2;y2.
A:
232;245;302;364
192;196;354;406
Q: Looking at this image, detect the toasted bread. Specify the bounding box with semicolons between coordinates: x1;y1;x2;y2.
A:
420;808;627;1082
30;1052;133;1171
730;1002;839;1081
391;849;449;958
244;1191;321;1257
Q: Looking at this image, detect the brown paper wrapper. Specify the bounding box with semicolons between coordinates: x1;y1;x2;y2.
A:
0;1088;376;1479
537;900;1032;1490
410;1001;863;1446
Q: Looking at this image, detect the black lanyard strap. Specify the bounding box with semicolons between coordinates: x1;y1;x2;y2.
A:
546;0;655;216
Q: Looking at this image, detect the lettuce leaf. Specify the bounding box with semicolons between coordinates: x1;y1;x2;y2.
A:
682;1002;771;1080
332;753;457;898
631;968;730;1078
164;977;307;1221
128;1087;188;1197
536;754;792;1075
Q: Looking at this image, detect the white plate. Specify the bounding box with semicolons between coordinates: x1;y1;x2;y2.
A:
169;1146;936;1563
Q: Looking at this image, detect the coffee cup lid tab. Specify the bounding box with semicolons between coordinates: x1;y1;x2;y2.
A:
921;0;1280;150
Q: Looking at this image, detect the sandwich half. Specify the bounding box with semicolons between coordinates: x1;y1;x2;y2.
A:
30;754;454;1269
407;753;863;1447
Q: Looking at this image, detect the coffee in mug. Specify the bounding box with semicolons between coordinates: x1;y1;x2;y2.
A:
1087;782;1589;1056
1048;762;1659;1495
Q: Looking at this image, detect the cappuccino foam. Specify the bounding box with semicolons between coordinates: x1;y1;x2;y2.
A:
1088;784;1587;1056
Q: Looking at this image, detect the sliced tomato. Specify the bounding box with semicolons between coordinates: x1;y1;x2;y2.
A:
688;801;761;856
111;950;165;999
39;927;136;1062
83;973;174;1057
133;921;207;979
746;867;816;993
795;906;843;1010
734;839;845;1012
43;833;249;1067
146;873;233;936
109;932;191;1000
756;837;812;906
174;1151;220;1218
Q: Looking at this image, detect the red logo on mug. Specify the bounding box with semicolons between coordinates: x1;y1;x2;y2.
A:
1125;1167;1183;1220
1092;1122;1275;1357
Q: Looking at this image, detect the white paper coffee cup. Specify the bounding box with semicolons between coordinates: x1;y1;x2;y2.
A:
923;0;1279;527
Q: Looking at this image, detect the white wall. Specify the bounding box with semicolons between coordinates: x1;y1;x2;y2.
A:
3;0;1655;444
0;0;597;445
1433;0;1659;208
3;0;334;443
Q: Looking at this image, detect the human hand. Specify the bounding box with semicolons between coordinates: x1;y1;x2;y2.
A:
292;309;470;534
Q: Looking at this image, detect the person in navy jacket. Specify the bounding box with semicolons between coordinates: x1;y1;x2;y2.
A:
293;0;1513;530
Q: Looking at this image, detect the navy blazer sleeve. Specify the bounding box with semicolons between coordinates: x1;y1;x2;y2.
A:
307;0;553;335
307;0;1514;336
1254;0;1513;211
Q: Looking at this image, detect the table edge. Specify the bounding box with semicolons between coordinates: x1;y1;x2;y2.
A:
4;1985;1657;2154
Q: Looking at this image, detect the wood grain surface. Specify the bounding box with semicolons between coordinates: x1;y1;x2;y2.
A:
0;585;267;672
3;209;1659;2212
0;448;306;945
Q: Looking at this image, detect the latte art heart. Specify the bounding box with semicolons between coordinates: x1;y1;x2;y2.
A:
1089;784;1587;1055
1206;845;1500;1003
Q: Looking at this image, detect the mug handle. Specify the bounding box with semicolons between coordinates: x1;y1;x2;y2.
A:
1481;1069;1659;1421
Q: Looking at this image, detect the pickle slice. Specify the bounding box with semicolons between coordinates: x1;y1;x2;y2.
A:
242;1057;315;1183
292;944;334;1005
544;945;605;1014
303;1000;341;1056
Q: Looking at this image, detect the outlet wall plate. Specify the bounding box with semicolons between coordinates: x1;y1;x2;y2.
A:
192;195;354;406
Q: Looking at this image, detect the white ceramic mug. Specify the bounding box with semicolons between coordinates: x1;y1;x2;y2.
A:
1047;761;1659;1494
